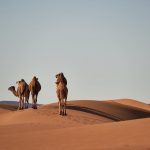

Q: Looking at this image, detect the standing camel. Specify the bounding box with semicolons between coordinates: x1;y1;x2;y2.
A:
55;73;68;115
8;79;30;109
29;76;41;109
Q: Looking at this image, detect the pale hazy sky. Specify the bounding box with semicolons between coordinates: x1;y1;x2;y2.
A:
0;0;150;104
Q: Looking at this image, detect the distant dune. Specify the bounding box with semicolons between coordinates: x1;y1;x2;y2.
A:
0;100;19;106
0;99;150;150
0;100;42;108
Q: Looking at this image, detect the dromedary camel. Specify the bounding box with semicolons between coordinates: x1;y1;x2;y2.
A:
8;79;30;109
29;76;41;109
55;72;68;115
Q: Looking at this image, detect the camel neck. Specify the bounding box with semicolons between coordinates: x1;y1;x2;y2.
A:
12;90;19;97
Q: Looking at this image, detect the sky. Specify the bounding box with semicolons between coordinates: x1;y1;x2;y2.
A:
0;0;150;104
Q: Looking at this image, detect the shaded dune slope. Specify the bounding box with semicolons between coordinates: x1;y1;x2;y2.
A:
66;99;150;121
0;104;17;115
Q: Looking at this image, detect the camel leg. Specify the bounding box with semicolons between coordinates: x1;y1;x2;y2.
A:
18;97;21;110
24;98;27;109
25;98;28;109
20;97;22;109
24;99;26;108
61;102;63;115
32;94;34;109
32;95;37;109
62;100;65;116
22;96;25;109
34;95;37;109
24;97;26;108
59;100;61;115
33;95;36;109
59;101;61;115
26;99;29;108
64;99;67;116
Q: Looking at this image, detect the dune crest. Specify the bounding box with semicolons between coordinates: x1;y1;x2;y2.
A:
113;98;150;111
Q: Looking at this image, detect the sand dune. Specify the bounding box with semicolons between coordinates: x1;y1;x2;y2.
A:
67;99;150;121
0;99;150;150
0;104;17;111
114;98;150;111
0;104;17;115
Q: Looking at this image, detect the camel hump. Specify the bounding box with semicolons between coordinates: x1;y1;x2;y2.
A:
21;79;29;93
63;77;67;85
16;81;26;95
36;80;41;92
60;72;67;85
29;78;41;94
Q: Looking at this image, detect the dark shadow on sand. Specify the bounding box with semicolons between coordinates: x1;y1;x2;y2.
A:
67;105;121;121
67;102;150;121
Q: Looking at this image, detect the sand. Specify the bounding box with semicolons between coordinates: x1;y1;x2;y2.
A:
0;99;150;150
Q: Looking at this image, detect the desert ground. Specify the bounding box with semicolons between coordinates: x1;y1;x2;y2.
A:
0;99;150;150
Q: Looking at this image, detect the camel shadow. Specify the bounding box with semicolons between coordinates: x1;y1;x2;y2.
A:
67;102;150;121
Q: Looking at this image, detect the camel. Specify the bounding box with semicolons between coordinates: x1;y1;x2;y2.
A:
8;79;30;109
55;72;68;115
29;76;41;109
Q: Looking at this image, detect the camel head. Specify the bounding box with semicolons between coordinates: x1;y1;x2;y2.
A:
32;76;38;81
55;74;59;78
55;72;67;86
55;72;64;78
55;72;61;78
21;79;25;82
8;86;15;92
16;81;21;85
8;85;19;97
